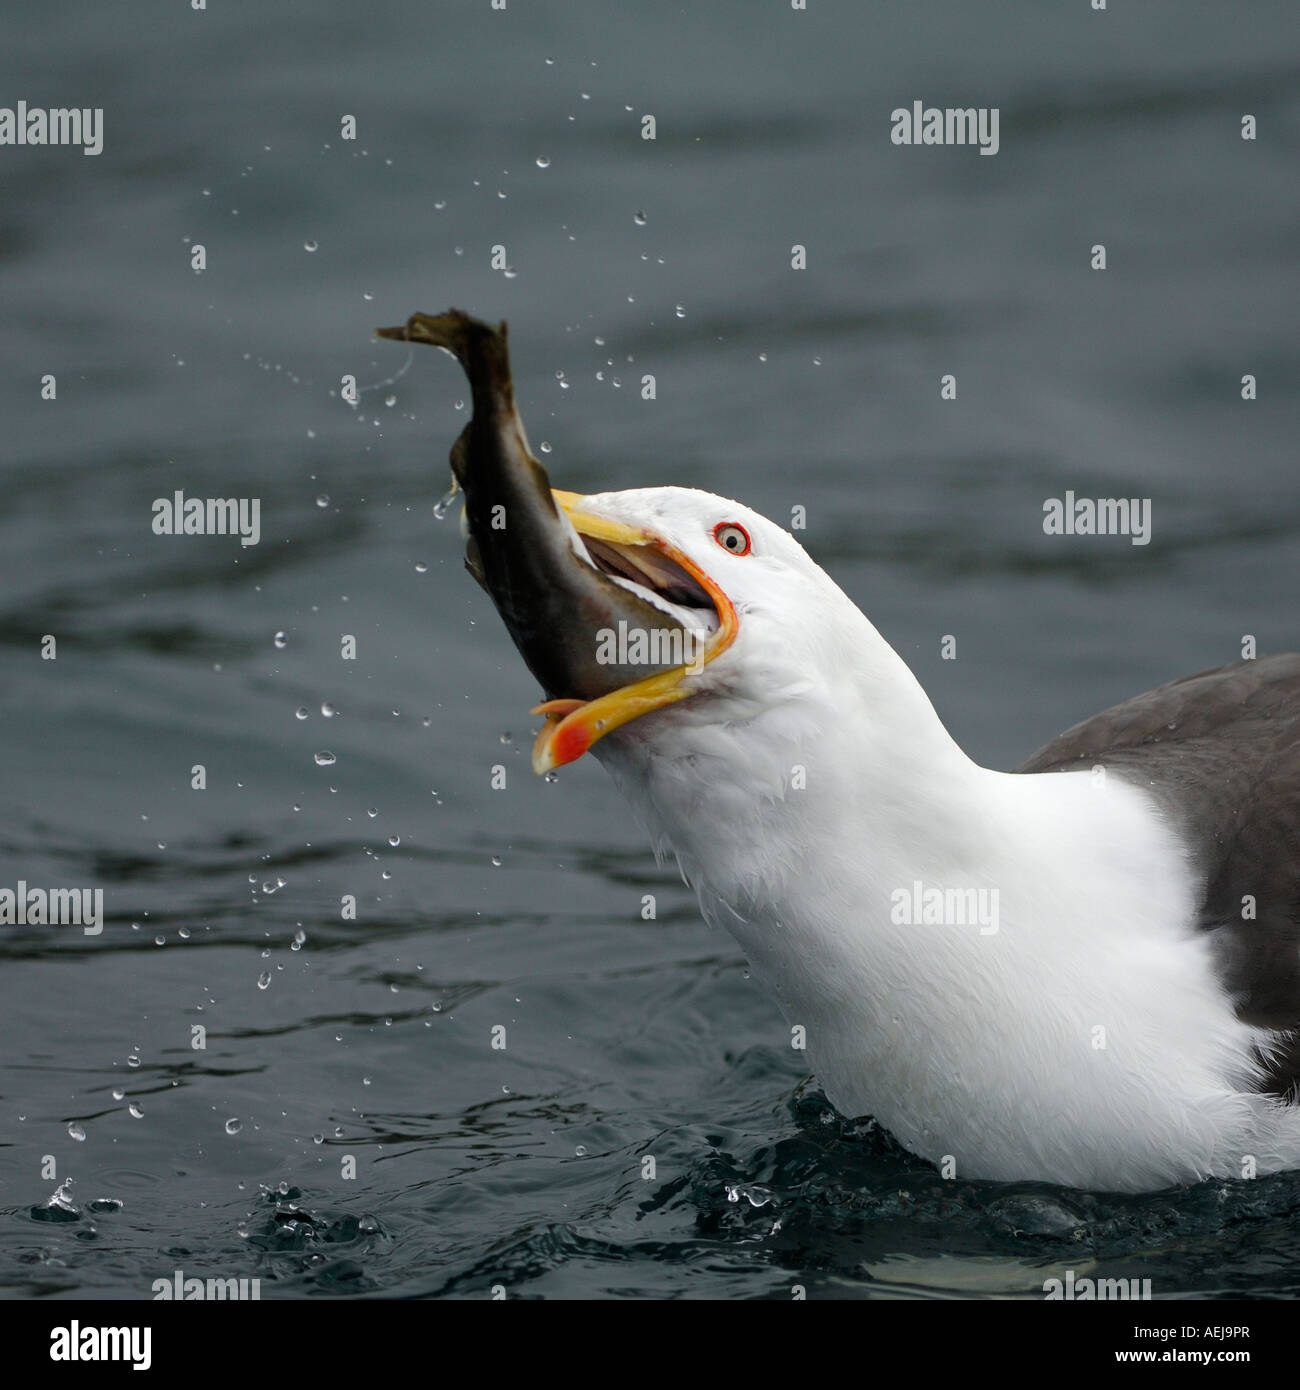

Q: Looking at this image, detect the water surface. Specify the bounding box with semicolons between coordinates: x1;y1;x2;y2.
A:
1;1;1298;1299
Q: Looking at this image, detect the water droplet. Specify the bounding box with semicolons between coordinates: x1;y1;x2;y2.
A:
225;1118;242;1135
633;211;646;226
128;1103;144;1119
434;199;446;211
433;481;459;519
295;706;309;720
491;855;502;867
388;834;400;847
674;304;685;318
68;1123;86;1142
384;394;396;408
292;929;306;950
303;240;318;253
575;1144;587;1156
321;702;336;718
544;771;558;784
112;1088;125;1101
414;561;428;573
154;934;165;946
535;156;551;169
126;1054;141;1069
812;355;822;367
758;352;767;363
179;926;191;940
257;971;272;990
314;751;336;767
316;494;330;508
499;731;512;744
362;291;374;301
42;1179;78;1218
273;631;287;649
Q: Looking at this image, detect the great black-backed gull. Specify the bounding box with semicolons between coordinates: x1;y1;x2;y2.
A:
379;309;1300;1194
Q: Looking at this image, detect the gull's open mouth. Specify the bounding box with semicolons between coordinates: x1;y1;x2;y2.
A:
579;534;721;638
529;490;739;772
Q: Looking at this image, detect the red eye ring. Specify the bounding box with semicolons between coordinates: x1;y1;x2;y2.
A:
713;522;751;556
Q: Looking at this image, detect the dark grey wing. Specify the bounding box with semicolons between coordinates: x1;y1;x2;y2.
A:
1017;654;1300;1094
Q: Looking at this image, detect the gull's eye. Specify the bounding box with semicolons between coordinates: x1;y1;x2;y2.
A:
713;522;751;555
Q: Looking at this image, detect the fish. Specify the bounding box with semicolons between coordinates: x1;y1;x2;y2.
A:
376;309;730;770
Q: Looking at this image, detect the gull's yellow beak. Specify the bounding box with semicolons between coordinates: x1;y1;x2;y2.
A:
530;490;739;774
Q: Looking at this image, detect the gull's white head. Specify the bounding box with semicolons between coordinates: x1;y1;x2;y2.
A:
533;484;883;775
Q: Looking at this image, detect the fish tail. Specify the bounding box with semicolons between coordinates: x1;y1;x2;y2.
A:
376;309;513;421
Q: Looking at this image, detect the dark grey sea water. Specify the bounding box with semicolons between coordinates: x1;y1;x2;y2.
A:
1;1;1298;1303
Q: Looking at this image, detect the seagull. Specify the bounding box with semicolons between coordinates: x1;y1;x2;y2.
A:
379;309;1300;1193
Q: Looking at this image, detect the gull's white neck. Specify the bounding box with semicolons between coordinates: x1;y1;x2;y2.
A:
600;609;1296;1192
